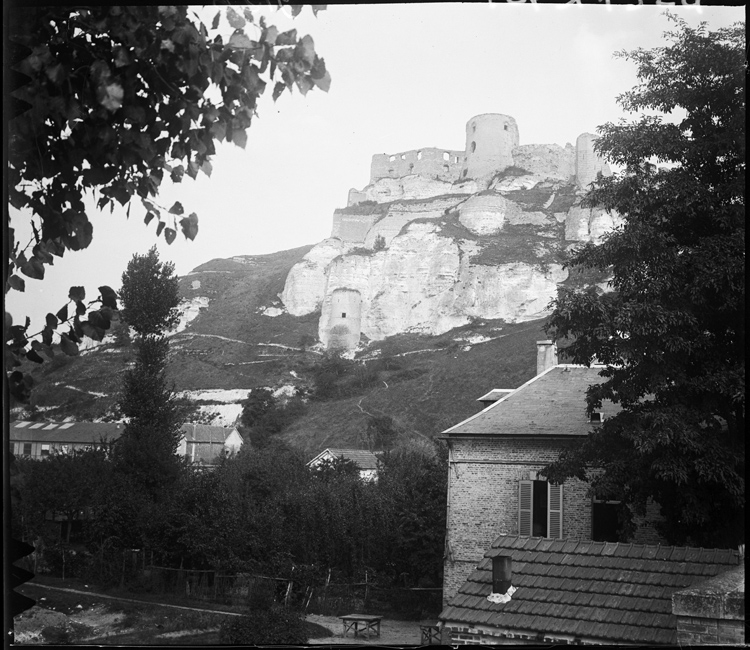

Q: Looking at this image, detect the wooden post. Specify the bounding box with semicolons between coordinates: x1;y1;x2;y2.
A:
364;570;369;609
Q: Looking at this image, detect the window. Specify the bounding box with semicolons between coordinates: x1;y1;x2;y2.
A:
519;480;563;538
341;312;347;318
462;169;468;178
589;411;604;423
504;124;509;131
401;154;406;160
443;152;450;161
417;151;422;160
389;155;396;162
470;141;476;153
41;444;50;457
472;123;476;133
23;443;32;456
592;498;620;542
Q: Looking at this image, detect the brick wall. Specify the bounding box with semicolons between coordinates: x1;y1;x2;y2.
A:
443;437;591;603
672;563;745;646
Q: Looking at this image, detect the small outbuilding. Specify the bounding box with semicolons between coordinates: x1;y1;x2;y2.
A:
307;448;380;481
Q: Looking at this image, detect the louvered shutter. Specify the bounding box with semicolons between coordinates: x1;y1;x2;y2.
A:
547;483;563;539
518;480;533;536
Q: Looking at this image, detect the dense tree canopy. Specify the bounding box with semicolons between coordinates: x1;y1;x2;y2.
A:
5;5;329;401
119;246;180;336
543;15;744;548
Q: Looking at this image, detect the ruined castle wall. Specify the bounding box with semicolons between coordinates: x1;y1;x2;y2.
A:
331;210;380;244
347;188;367;206
321;288;363;350
461;114;519;186
512;143;576;181
370;147;464;183
575;132;612;189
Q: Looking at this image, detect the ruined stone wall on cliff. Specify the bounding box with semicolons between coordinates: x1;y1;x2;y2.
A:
370;147;465;183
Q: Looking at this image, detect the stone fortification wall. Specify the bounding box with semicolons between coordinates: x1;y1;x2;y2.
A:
575;132;611;188
370;147;464;183
512;143;576;181
321;288;362;350
331;210;381;243
461;114;520;186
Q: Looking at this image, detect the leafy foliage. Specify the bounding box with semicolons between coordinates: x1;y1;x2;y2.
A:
542;16;745;547
119;246;181;336
114;335;186;495
239;387;306;448
218;607;308;645
5;5;329;400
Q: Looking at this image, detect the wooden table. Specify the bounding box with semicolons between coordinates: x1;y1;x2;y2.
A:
419;620;440;645
340;614;383;639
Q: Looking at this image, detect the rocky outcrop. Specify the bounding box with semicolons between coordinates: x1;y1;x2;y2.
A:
458;194;523;235
280;238;349;316
314;222;568;346
565;205;623;243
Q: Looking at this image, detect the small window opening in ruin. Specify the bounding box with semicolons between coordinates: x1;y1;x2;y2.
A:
454;156;459;163
504;124;509;131
389;155;396;162
589;412;604;423
443;164;449;172
401;153;406;160
471;141;476;153
462;169;468;178
472;123;476;133
443;152;449;161
341;312;347;318
417;151;422;160
409;163;414;171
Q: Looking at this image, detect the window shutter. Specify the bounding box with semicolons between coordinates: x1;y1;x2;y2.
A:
518;480;533;537
548;483;563;539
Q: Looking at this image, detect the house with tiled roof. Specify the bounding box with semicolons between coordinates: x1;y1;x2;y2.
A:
177;423;243;465
439;535;743;645
440;341;666;606
307;448;380;481
9;421;242;467
437;341;745;645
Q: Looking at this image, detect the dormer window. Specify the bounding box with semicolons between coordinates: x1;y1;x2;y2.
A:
589;412;604;423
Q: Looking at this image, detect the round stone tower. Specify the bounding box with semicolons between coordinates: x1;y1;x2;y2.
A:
323;288;362;351
461;114;520;187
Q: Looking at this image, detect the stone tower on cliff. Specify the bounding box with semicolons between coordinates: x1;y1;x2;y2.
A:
461;114;520;187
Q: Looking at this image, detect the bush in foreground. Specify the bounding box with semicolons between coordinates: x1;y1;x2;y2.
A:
218;607;308;645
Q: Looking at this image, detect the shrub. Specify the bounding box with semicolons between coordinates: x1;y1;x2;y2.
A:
218;607;308;645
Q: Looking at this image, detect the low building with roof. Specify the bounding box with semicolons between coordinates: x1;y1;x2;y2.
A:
177;423;243;466
9;420;242;467
307;448;380;481
439;535;742;645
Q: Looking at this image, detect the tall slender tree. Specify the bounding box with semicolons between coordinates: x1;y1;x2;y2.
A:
114;248;185;496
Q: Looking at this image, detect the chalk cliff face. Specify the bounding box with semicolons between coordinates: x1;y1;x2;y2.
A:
280;113;618;349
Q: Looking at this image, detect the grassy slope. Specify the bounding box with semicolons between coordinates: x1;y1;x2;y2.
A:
20;229;560;455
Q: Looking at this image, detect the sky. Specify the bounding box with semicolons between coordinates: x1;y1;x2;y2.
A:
6;3;744;333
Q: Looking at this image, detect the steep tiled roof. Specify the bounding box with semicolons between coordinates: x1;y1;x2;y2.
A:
9;420;124;443
440;535;740;645
308;448;380;471
445;365;620;436
180;423;236;443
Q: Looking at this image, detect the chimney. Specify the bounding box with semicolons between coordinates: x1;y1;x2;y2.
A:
536;340;558;375
492;555;512;594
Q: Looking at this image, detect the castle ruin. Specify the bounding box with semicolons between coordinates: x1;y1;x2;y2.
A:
319;113;612;350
